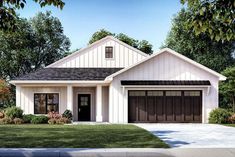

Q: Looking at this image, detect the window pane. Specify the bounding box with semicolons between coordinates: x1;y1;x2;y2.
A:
147;91;163;96
34;93;59;114
34;94;46;114
105;47;113;58
166;91;181;96
184;91;200;96
129;91;145;96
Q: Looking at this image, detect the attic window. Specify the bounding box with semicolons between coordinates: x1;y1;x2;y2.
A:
105;46;113;58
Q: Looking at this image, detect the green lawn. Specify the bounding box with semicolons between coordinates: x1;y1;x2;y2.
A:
223;124;235;127
0;124;168;148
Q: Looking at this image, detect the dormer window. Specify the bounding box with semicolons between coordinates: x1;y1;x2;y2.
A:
105;46;113;59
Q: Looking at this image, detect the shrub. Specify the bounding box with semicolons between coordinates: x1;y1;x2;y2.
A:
22;114;35;123
228;114;235;124
31;116;49;124
0;117;13;124
48;118;57;125
5;106;23;119
62;109;73;120
13;118;24;124
209;108;231;124
56;117;71;124
0;111;4;119
47;111;61;119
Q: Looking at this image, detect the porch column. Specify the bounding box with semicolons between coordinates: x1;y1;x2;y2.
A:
16;86;21;108
67;85;73;112
96;85;103;122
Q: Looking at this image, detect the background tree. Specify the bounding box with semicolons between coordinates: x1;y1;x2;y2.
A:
162;9;235;72
0;0;65;31
0;11;70;79
88;29;114;44
0;79;12;108
181;0;235;42
220;66;235;112
89;29;153;55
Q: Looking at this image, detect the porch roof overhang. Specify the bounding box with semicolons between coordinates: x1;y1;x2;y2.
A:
121;80;211;86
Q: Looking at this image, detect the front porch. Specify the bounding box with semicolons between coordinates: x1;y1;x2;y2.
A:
67;85;109;122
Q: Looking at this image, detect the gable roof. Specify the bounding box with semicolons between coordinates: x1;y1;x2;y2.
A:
106;48;226;81
46;36;148;68
12;68;123;81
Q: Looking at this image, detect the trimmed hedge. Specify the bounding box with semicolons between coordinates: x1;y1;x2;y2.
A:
22;114;35;123
31;116;49;124
5;106;23;119
209;108;231;124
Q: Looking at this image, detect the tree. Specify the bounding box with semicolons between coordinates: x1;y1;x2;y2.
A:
89;29;153;55
0;79;12;107
89;29;114;44
0;0;65;31
181;0;235;42
0;11;70;79
220;66;235;112
162;9;235;72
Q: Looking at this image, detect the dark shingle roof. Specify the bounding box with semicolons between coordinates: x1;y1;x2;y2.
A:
121;80;211;86
13;68;123;80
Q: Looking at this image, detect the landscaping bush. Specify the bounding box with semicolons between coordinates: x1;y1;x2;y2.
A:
47;111;61;119
31;116;49;124
228;114;235;124
0;111;4;119
0;117;13;124
48;118;57;124
5;106;23;119
22;114;35;123
209;108;231;124
62;109;72;120
56;117;71;124
13;118;24;124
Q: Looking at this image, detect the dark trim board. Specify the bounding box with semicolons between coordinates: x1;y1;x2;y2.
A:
128;90;202;123
121;80;211;86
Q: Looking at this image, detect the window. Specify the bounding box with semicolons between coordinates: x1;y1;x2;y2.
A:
184;91;200;96
147;91;164;96
129;91;146;96
34;93;59;114
80;96;89;106
165;91;181;96
105;46;113;58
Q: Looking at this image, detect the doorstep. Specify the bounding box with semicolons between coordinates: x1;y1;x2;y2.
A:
0;148;235;157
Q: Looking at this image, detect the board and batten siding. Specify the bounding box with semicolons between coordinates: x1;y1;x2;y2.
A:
49;38;146;68
16;87;67;115
109;52;219;123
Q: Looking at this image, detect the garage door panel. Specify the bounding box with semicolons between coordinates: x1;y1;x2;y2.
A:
138;97;146;121
174;97;182;121
128;90;202;123
165;97;174;121
147;97;156;121
156;97;164;121
128;96;137;122
184;97;193;121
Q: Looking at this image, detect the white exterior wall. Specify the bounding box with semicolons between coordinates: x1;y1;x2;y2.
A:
49;38;146;68
109;52;219;123
16;86;67;114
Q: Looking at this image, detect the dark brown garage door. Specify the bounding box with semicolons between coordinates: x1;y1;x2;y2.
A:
128;90;202;123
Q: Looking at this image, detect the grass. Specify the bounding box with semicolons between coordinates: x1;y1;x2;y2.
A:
223;124;235;127
0;124;168;148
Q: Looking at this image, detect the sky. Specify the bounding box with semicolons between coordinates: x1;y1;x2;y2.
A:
18;0;182;52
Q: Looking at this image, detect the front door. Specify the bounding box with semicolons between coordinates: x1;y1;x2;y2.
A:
78;94;91;121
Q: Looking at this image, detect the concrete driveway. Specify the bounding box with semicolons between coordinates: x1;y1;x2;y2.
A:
135;124;235;148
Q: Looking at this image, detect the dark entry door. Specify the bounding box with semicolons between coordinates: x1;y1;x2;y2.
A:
78;94;91;121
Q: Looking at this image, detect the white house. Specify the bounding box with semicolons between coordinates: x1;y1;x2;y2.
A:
10;36;226;123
